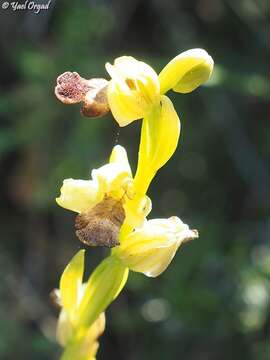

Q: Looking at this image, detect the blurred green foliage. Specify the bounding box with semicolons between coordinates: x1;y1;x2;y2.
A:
0;0;270;359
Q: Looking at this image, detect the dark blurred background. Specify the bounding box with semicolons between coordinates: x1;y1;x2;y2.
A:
1;0;270;359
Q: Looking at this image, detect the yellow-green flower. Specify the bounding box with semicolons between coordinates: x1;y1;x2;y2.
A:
56;143;197;280
56;145;151;228
115;216;198;277
106;56;160;126
106;49;213;126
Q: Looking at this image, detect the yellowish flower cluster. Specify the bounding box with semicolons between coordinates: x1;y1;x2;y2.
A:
55;49;213;359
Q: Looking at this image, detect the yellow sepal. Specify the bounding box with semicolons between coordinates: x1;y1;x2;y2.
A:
134;95;180;194
56;179;100;214
159;48;214;94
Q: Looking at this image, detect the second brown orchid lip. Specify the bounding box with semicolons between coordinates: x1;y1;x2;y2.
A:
75;194;126;248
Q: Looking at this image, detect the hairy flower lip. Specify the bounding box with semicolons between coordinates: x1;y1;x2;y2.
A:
55;71;90;104
55;71;110;118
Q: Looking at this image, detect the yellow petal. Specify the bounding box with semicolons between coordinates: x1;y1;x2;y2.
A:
159;48;214;94
116;217;198;277
106;81;145;126
109;145;132;175
76;256;129;328
91;162;131;199
57;146;133;214
92;145;132;196
56;179;99;213
106;56;160;126
109;145;153;231
108;56;160;104
60;250;85;320
134;95;180;194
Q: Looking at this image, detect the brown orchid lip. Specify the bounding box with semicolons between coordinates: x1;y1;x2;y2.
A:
75;194;126;248
55;71;110;118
